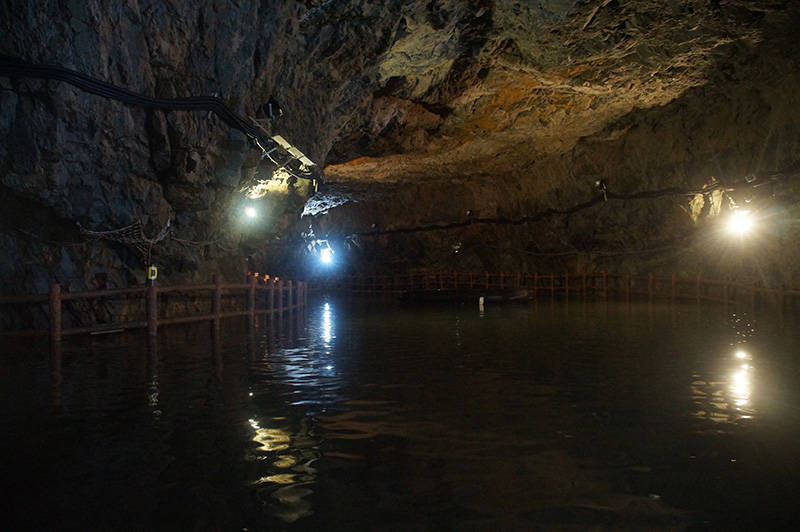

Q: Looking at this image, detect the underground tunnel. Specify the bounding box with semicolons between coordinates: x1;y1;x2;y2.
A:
2;1;800;531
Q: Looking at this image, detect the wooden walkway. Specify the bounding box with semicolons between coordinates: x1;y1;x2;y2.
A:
0;274;306;341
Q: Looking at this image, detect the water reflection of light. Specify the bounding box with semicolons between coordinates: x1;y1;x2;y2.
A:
243;302;340;523
148;378;159;407
322;302;333;344
692;349;756;422
255;473;297;485
731;368;751;407
730;350;753;410
148;377;162;419
246;416;318;524
252;423;291;452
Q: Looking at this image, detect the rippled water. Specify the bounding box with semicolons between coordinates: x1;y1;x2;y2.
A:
2;297;800;532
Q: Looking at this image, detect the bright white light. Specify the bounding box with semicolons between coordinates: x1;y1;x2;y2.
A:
244;206;258;219
322;302;333;343
320;247;333;264
731;369;751;406
728;210;753;235
735;351;748;359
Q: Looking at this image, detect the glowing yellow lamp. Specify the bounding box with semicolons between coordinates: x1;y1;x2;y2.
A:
728;210;753;235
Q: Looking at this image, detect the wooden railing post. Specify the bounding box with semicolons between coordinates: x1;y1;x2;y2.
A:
648;273;654;302
277;279;284;314
268;279;275;315
212;274;222;334
49;283;62;344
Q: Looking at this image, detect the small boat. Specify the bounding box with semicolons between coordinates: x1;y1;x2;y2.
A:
483;288;530;303
397;288;529;305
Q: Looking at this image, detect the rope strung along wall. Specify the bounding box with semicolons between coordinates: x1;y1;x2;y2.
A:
78;218;170;264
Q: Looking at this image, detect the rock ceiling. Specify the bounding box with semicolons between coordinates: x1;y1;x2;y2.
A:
307;0;778;182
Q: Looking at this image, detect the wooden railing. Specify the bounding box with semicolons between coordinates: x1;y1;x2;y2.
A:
4;271;796;342
307;271;800;311
0;274;306;341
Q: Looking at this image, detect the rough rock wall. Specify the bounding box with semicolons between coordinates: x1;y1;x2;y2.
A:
0;1;319;295
2;0;800;301
292;1;800;288
304;59;800;286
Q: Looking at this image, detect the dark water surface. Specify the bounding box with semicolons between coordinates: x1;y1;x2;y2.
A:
2;297;800;532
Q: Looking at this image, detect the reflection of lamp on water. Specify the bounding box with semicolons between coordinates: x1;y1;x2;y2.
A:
322;302;333;344
731;368;751;407
730;350;753;411
250;419;291;452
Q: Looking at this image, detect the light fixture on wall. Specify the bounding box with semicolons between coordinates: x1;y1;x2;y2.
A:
308;239;335;266
244;205;259;219
727;209;753;236
320;245;334;264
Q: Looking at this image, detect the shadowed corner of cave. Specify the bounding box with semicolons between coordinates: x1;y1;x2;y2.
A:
0;0;800;295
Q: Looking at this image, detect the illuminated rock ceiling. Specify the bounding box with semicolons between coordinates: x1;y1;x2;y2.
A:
322;0;765;181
